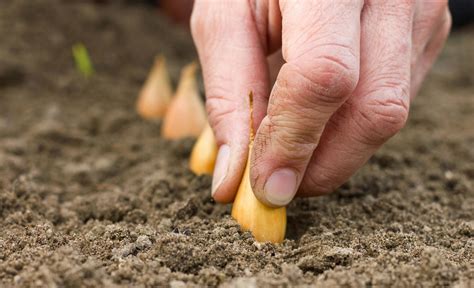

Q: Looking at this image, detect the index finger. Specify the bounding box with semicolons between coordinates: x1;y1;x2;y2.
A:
250;0;363;206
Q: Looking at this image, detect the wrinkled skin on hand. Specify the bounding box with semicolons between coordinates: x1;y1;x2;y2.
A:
191;0;451;207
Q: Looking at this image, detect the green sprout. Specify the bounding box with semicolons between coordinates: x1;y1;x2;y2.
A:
72;43;95;78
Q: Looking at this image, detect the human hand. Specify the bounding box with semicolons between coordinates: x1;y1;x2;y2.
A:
191;0;451;206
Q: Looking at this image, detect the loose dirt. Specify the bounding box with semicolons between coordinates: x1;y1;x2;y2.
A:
0;0;472;287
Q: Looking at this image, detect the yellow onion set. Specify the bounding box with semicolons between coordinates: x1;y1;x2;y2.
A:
136;56;287;243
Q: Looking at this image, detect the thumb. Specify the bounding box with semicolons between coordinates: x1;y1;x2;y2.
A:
191;1;270;203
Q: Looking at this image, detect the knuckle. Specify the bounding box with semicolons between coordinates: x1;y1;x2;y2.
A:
205;92;237;131
355;95;409;145
190;3;220;46
206;86;238;127
268;89;324;126
281;55;358;108
264;114;318;162
190;7;203;41
443;10;452;32
311;55;359;96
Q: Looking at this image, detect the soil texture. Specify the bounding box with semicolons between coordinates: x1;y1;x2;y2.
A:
0;0;473;287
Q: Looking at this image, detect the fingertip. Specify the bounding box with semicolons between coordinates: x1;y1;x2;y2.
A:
249;139;298;208
211;143;248;204
212;189;234;204
250;164;299;208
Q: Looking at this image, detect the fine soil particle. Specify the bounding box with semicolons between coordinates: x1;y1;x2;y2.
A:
0;0;473;287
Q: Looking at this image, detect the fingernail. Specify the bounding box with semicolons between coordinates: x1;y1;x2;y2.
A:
264;168;298;206
212;144;231;196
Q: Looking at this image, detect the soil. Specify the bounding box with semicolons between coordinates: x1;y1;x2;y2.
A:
0;0;473;287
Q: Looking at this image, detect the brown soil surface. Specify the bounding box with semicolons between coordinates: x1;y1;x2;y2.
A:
0;0;473;287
